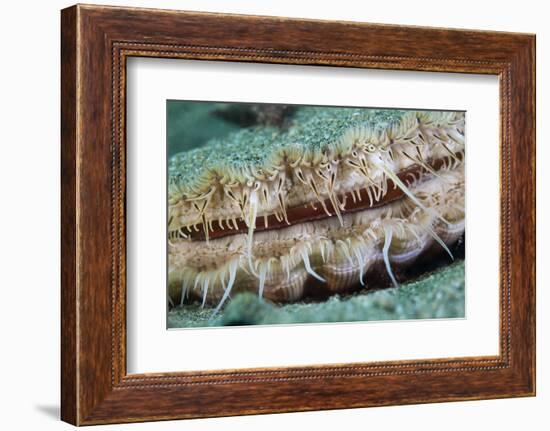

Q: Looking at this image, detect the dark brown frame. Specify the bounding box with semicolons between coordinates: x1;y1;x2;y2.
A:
61;4;536;425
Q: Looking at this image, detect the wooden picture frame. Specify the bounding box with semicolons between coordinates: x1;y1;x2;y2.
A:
61;4;536;425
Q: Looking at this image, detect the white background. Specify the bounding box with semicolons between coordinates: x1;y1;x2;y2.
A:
0;0;547;430
127;59;499;373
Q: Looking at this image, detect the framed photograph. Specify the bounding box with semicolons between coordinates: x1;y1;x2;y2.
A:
61;4;536;425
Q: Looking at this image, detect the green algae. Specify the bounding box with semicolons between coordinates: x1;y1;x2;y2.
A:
167;259;465;328
167;100;241;157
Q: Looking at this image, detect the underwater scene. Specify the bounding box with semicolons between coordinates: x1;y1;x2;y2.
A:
167;101;465;328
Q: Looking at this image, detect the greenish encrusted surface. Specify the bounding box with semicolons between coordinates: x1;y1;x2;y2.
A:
169;126;283;182
286;107;407;150
169;106;409;186
167;260;465;329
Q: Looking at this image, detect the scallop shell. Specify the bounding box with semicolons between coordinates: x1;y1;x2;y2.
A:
167;108;466;309
169;165;465;306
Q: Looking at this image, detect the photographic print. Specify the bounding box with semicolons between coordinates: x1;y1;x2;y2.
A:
60;6;536;423
167;101;465;328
